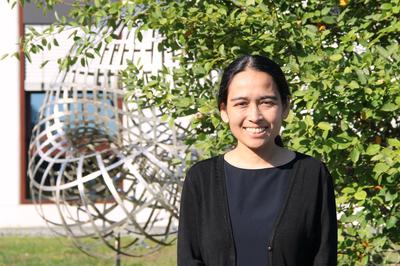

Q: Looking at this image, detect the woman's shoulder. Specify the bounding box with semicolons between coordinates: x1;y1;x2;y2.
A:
187;155;221;172
293;151;331;174
293;151;325;166
292;151;333;185
184;155;223;185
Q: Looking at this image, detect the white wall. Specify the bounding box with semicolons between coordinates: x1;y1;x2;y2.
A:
0;2;20;207
0;2;54;228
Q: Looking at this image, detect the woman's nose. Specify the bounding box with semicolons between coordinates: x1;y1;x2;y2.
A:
247;103;262;122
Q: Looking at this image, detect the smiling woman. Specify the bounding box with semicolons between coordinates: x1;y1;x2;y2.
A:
177;55;338;266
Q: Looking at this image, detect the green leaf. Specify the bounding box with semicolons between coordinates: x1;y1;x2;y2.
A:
329;54;342;61
340;120;349;131
350;149;360;163
376;46;390;58
23;52;29;62
321;7;331;16
381;3;392;10
245;0;255;5
174;97;192;108
159;18;168;25
348;80;360;89
105;36;113;44
218;44;225;56
342;187;355;194
321;16;335;24
387;138;400;147
354;190;367;200
355;69;367;85
381;103;398;112
40;60;49;68
0;53;8;60
193;65;205;76
386;216;398;229
52;35;60;46
317;122;332;131
85;52;94;59
373;163;390;175
366;144;380;155
396;96;400;105
211;116;220;127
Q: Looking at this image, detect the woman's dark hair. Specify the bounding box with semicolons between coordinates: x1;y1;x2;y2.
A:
218;55;290;109
218;55;290;147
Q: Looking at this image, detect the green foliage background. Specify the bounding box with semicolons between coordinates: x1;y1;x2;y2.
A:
12;0;399;264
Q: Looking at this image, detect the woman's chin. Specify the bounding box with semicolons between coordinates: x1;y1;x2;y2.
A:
237;139;278;153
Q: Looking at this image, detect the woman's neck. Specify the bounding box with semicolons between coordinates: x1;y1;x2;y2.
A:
224;144;295;169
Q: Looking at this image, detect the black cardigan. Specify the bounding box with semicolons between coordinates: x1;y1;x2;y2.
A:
177;152;337;266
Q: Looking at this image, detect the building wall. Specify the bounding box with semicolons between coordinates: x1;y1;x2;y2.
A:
0;2;23;227
0;3;62;228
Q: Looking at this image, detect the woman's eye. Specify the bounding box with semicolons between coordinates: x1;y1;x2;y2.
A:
234;102;247;107
261;101;274;106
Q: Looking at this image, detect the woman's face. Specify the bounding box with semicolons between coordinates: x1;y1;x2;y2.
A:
220;68;289;152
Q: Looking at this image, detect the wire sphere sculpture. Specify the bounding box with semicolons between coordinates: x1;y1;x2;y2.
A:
28;23;189;257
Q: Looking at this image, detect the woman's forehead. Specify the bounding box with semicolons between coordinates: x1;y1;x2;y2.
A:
228;70;278;98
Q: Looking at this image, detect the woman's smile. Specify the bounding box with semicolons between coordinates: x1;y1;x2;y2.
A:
243;126;268;136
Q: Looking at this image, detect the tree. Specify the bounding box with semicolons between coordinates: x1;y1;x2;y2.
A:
11;0;400;264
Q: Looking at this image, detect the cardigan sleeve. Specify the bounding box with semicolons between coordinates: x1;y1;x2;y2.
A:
177;169;205;266
313;163;338;266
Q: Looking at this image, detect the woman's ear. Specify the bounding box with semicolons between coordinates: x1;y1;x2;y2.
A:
282;98;291;119
220;103;229;123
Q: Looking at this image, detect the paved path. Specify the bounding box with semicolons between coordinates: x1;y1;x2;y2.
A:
0;227;61;237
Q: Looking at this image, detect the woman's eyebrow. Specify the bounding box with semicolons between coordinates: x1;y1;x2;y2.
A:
230;96;248;101
259;95;278;101
230;96;278;101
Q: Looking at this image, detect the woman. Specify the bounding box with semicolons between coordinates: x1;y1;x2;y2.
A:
178;55;337;266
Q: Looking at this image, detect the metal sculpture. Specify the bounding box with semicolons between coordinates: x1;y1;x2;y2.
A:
28;23;189;259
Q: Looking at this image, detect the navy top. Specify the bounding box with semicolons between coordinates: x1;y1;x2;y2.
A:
224;158;294;266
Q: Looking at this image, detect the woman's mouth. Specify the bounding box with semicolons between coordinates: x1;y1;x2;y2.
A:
243;127;267;133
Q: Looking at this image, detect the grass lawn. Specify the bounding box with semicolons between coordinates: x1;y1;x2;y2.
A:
0;236;176;266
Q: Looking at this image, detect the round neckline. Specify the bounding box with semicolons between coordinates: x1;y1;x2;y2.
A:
223;151;298;171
